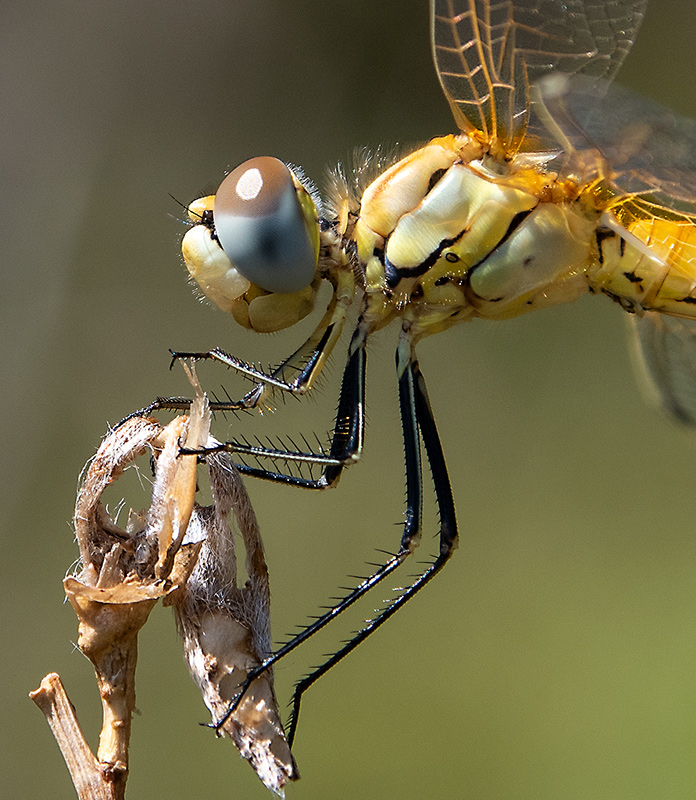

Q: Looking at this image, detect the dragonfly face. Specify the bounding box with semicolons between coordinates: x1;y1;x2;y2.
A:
162;0;696;749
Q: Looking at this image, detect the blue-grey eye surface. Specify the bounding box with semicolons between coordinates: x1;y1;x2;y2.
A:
213;156;317;294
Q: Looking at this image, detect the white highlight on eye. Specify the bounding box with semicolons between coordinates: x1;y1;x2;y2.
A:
236;168;263;201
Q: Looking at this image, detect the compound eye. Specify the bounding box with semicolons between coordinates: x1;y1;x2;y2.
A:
213;156;319;294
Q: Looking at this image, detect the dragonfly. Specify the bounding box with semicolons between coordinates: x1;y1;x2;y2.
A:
138;0;696;744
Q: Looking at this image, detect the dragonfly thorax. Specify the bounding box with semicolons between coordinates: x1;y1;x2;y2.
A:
351;134;598;336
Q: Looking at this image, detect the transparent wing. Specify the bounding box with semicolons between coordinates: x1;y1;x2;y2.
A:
535;74;696;428
545;79;696;415
565;81;696;208
535;74;696;226
628;312;696;428
431;0;647;156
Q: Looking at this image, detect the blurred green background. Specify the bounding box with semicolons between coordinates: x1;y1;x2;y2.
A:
4;1;696;798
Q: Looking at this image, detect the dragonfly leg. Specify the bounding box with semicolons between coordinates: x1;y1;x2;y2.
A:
117;270;354;427
192;318;368;489
208;322;406;733
284;336;458;745
210;327;458;743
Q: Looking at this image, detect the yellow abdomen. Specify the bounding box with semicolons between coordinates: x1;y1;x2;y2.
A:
589;194;696;317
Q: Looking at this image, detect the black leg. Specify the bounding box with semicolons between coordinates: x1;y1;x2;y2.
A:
213;329;459;743
118;269;355;427
285;343;458;746
210;324;426;734
412;359;458;557
190;320;369;489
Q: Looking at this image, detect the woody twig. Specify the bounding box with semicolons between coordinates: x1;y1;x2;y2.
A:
31;369;297;798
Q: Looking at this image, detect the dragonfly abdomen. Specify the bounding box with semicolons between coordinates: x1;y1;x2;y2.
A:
589;203;696;317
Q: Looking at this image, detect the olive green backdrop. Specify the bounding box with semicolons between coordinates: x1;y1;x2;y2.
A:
4;1;696;798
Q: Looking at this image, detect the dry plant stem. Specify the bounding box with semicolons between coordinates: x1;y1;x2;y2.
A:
63;586;156;775
30;673;118;800
38;397;208;799
175;448;299;793
36;374;294;795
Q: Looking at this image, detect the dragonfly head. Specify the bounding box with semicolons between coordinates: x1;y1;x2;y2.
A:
182;157;321;332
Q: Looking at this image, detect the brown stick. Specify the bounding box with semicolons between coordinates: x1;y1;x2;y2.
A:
33;399;207;798
30;673;122;800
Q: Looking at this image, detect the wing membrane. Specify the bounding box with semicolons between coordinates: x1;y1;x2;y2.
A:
567;81;696;207
431;0;647;155
628;312;696;428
